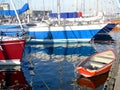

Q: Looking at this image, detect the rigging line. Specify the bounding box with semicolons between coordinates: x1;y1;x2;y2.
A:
10;0;23;30
63;23;69;42
29;63;50;90
48;26;53;40
58;61;63;90
89;23;100;38
67;43;79;90
68;25;79;42
28;48;50;90
37;73;50;90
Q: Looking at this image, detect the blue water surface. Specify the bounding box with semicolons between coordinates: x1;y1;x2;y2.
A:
20;42;118;90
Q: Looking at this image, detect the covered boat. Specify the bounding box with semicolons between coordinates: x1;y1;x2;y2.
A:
76;49;116;77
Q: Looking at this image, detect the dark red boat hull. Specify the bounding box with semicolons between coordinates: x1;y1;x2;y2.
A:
0;39;25;65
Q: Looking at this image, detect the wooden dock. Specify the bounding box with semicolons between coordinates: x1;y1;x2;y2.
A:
103;50;120;90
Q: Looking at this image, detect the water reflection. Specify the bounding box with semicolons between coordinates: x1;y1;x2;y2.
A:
21;43;117;90
25;43;96;56
76;72;109;90
0;30;118;90
0;66;31;90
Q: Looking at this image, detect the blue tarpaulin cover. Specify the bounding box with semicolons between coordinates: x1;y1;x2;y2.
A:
49;12;78;18
0;3;29;16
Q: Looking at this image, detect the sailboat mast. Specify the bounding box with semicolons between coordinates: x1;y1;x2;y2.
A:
75;0;78;12
10;0;23;30
43;0;45;20
26;0;30;23
96;0;98;16
57;0;61;25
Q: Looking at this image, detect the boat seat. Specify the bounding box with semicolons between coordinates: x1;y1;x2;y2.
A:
96;55;114;59
89;61;105;68
91;56;113;64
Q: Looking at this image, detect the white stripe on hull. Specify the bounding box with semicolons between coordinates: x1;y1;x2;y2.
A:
27;38;91;43
28;24;107;32
0;59;21;65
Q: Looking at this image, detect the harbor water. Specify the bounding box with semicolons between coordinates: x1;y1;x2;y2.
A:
1;31;120;90
21;42;117;90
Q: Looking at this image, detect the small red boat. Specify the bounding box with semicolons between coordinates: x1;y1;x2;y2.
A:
0;36;26;65
76;49;116;77
0;66;31;90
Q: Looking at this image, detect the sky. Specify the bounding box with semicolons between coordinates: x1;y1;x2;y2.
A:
28;0;76;12
27;0;120;13
1;0;120;15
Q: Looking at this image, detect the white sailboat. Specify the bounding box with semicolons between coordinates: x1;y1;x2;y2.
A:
24;0;118;43
0;0;119;43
